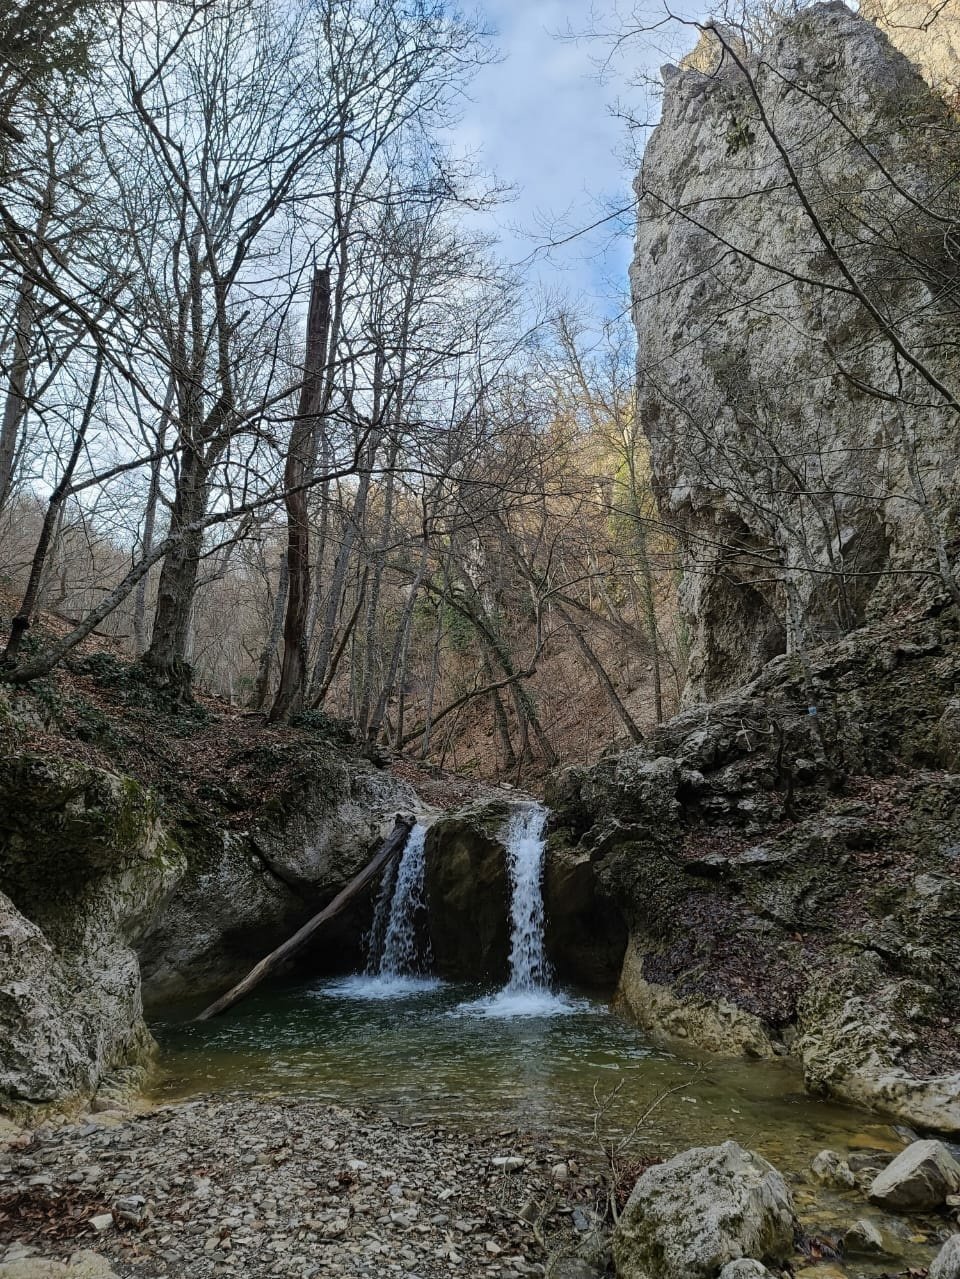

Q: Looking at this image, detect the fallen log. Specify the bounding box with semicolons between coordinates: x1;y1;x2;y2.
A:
195;814;415;1021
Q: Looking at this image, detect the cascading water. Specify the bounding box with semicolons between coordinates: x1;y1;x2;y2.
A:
377;822;430;978
502;804;551;992
328;822;439;1000
458;802;578;1018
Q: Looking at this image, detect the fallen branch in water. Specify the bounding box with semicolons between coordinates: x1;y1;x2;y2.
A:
195;814;415;1021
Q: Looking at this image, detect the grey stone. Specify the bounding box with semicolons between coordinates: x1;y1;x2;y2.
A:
718;1263;774;1279
612;1141;795;1279
868;1140;960;1212
930;1235;960;1279
842;1219;885;1256
809;1150;855;1189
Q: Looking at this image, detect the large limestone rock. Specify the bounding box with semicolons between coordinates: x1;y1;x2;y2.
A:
861;0;960;94
0;755;184;1109
612;1141;796;1279
867;1139;960;1212
633;2;960;700
422;801;512;979
929;1235;960;1279
617;937;776;1058
137;750;417;1002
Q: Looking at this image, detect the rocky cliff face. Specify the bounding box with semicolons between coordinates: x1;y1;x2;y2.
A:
137;748;416;1005
0;678;417;1112
547;611;960;1130
633;2;960;701
861;0;960;95
0;733;184;1111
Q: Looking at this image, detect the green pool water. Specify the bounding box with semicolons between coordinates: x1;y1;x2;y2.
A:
150;975;902;1177
150;975;948;1268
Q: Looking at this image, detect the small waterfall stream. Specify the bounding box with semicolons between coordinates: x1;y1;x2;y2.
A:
502;804;551;992
377;822;430;977
344;822;438;997
459;802;576;1018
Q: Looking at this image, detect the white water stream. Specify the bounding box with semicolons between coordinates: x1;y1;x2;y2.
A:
338;822;439;999
459;803;580;1018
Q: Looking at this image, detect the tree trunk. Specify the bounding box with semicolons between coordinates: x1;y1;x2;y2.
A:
0;268;37;513
252;555;289;711
271;268;331;721
141;445;210;694
310;428;379;700
133;379;174;656
2;355;103;665
556;603;643;744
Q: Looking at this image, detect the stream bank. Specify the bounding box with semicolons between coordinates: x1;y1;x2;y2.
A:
1;1085;958;1279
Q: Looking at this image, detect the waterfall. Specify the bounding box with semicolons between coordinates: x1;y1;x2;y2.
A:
341;821;438;998
502;804;551;993
377;822;430;977
366;855;399;974
457;802;576;1018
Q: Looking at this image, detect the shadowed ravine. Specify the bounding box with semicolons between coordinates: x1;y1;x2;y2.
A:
149;805;911;1243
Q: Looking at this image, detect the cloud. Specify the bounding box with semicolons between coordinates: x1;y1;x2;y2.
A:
450;0;636;315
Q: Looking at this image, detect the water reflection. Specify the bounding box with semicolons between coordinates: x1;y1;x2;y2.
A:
151;976;899;1180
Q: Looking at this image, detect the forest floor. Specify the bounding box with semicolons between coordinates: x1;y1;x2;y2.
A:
0;1097;605;1279
1;586;536;812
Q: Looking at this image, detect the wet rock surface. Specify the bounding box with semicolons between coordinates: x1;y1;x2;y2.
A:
423;802;513;980
547;614;960;1132
868;1140;960;1213
0;1099;599;1278
930;1234;960;1279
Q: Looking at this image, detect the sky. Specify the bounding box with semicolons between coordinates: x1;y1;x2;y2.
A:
452;0;694;324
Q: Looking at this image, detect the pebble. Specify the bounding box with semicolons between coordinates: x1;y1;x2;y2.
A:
0;1098;591;1277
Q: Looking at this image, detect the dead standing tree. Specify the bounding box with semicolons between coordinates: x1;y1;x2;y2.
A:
270;267;331;720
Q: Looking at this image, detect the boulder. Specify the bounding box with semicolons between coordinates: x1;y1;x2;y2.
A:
868;1140;960;1212
842;1219;885;1256
612;1141;796;1279
930;1235;960;1279
718;1264;774;1279
809;1150;855;1189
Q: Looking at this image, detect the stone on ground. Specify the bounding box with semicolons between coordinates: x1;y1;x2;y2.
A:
718;1262;774;1278
809;1149;855;1189
930;1235;960;1279
612;1141;795;1279
0;1255;117;1279
842;1218;885;1255
868;1140;960;1212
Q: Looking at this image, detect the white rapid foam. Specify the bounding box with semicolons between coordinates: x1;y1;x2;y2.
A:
349;822;435;999
458;803;579;1019
379;822;429;978
318;973;442;1001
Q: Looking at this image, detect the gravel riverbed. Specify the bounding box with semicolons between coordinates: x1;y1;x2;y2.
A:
0;1097;603;1278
